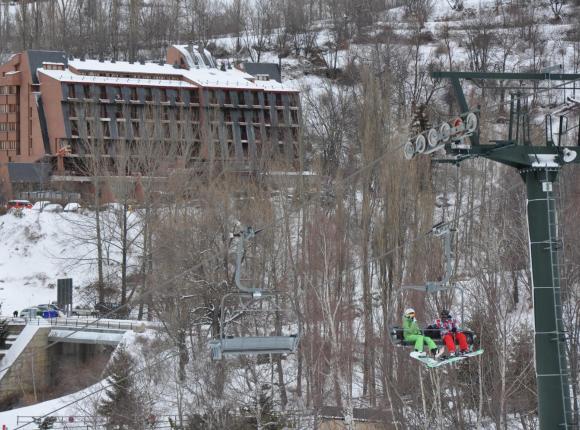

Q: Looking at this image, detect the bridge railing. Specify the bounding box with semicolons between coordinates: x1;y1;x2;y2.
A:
18;317;160;331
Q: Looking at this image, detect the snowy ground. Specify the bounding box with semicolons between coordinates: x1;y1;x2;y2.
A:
0;208;140;315
0;210;89;314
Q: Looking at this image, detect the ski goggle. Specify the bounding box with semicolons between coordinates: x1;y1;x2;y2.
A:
405;312;415;317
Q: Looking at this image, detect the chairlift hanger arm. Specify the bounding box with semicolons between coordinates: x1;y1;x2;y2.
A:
234;226;262;295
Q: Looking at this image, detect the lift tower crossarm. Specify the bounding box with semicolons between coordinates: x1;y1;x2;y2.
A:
432;71;580;147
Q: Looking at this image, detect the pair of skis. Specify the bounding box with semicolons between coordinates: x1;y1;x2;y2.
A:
410;349;484;368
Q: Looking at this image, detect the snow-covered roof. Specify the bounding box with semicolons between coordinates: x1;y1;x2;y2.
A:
69;58;184;76
181;67;298;92
38;68;196;88
181;67;257;89
252;78;297;92
42;57;298;92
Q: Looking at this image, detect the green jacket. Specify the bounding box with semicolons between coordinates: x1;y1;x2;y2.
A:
403;317;421;340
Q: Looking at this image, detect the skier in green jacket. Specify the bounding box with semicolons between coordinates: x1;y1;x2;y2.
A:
403;308;438;357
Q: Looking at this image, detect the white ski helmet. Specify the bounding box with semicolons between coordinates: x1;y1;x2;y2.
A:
404;308;416;317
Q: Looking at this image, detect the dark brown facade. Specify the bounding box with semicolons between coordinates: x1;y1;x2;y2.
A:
0;46;301;202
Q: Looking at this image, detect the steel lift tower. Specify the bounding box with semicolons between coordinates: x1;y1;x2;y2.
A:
405;70;580;429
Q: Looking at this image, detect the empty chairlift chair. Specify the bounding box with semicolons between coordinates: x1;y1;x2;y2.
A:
209;291;300;360
209;227;300;361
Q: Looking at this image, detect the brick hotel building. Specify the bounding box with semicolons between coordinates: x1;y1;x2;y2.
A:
0;45;301;201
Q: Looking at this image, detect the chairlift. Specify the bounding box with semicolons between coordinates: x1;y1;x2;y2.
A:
209;227;300;360
388;224;477;350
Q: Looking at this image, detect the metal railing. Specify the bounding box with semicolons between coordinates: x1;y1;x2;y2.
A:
16;317;160;331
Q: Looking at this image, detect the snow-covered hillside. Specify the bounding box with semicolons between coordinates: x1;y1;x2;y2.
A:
0;208;141;314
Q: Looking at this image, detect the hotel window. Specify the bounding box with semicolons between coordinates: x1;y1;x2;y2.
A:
8;104;18;113
254;126;261;141
67;84;77;99
191;109;199;122
207;90;217;104
103;122;111;138
291;110;299;124
115;105;123;119
252;111;260;123
0;122;16;131
190;90;199;104
130;87;138;101
224;91;232;105
264;94;271;107
238;92;246;106
241;126;248;141
0;105;8;113
163;124;170;138
264;111;270;124
252;92;259;105
100;104;108;118
277;110;284;124
83;85;91;99
175;91;182;103
130;106;139;119
132;122;140;138
69;104;77;117
99;86;108;100
70;120;79;136
224;110;232;122
117;122;125;137
145;122;155;137
144;88;152;102
160;89;168;103
86;121;92;137
275;94;282;106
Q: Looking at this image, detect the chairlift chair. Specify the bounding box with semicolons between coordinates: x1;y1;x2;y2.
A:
209;227;300;360
388;225;477;350
209;291;300;360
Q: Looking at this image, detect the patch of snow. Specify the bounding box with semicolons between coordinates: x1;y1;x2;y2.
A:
530;154;559;167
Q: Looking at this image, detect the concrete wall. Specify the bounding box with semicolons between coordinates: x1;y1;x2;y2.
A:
0;326;50;408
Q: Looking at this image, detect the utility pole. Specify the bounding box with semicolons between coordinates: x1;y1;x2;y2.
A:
406;70;580;429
